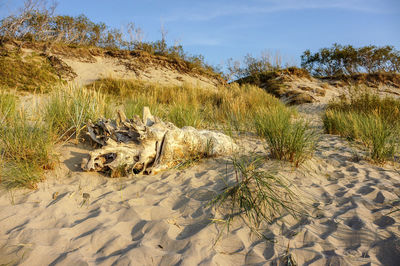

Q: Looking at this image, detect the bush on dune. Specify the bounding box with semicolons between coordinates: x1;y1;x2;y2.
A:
301;44;400;76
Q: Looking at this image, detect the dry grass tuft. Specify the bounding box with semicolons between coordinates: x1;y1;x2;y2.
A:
209;155;300;234
323;92;400;163
254;107;317;166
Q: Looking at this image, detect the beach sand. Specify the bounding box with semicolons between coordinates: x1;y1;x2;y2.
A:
1;105;399;265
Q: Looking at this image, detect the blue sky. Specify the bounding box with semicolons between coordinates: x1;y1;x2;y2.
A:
1;0;399;67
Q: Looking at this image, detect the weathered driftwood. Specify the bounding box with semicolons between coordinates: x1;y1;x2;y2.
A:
81;107;237;176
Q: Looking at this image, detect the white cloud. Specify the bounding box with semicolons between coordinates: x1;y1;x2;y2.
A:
164;0;390;22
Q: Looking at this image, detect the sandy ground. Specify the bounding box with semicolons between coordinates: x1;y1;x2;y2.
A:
1;105;399;265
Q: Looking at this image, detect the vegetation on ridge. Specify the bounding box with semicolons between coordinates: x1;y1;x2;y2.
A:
0;0;220;80
302;43;400;76
0;47;61;91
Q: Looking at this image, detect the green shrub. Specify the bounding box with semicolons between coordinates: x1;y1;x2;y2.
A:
301;44;400;76
254;107;317;166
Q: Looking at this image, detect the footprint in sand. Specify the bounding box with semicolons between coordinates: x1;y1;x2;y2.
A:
374;191;385;204
357;185;375;195
373;216;395;229
344;216;365;230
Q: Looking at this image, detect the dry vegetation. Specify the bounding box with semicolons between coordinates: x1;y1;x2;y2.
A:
323;92;400;163
0;0;222;81
0;46;62;91
209;155;300;234
87;78;288;131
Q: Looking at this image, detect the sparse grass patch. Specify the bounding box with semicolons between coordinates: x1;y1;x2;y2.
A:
254;107;317;166
209;155;299;233
323;92;400;163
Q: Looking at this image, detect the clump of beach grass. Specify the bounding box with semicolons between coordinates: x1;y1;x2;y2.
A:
44;84;113;140
0;91;17;124
323;92;400;163
209;155;299;234
254;106;317;166
167;104;204;128
0;113;56;189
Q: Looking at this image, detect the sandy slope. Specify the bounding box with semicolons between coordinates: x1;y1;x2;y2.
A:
1;106;399;265
61;55;220;88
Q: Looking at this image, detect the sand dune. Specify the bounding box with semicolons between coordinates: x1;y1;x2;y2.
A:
1;105;399;265
60;54;221;88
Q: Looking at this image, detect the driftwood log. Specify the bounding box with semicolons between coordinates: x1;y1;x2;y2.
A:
81;107;237;176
